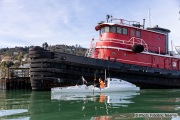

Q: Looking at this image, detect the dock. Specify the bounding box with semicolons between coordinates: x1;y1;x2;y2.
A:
0;68;31;90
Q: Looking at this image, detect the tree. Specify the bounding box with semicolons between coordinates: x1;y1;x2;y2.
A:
17;52;23;61
0;61;6;69
0;61;14;68
6;61;14;68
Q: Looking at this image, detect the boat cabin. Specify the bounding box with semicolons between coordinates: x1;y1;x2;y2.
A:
85;15;180;70
106;78;136;88
95;18;170;55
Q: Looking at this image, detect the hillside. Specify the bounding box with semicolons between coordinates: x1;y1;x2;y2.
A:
0;44;87;68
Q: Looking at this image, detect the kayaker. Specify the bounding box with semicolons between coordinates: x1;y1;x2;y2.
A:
99;78;105;88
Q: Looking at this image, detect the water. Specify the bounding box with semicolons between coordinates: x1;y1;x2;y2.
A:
0;89;180;120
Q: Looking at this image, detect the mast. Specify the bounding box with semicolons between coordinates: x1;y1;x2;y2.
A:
105;69;106;81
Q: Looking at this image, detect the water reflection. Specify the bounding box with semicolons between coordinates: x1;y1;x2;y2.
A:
0;90;180;120
51;92;139;107
0;109;28;117
0;90;30;120
50;91;140;119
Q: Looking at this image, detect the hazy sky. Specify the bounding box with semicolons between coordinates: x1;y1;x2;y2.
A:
0;0;179;48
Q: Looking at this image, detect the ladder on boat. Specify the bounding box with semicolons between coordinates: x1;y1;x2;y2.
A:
85;39;96;57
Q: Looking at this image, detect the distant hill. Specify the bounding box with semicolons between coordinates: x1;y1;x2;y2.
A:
0;44;87;61
47;44;87;56
0;46;29;57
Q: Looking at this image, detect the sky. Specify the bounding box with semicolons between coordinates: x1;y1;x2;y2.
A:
0;0;179;49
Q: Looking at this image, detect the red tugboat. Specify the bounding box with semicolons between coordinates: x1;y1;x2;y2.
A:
29;15;180;90
90;15;172;69
91;14;177;70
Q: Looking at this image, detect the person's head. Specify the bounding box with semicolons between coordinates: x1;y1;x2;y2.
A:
99;78;102;81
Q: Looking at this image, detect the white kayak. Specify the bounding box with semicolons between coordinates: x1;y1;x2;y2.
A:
51;78;140;93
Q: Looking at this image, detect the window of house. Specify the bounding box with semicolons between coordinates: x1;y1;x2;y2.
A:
122;28;128;35
117;27;122;34
109;26;116;33
136;30;141;37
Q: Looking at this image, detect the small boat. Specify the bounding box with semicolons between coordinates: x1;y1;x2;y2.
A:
51;78;140;93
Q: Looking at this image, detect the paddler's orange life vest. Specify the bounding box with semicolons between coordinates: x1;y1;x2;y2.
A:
100;80;105;88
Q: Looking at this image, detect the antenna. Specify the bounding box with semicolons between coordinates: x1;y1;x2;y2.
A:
148;8;151;27
106;14;110;23
110;15;113;22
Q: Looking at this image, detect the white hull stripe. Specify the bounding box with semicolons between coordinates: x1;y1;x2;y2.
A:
96;46;177;58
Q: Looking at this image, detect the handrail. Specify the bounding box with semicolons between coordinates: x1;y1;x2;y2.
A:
87;37;166;56
112;18;141;27
99;37;148;52
128;37;148;52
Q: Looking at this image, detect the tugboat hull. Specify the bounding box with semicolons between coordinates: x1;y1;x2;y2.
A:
29;47;180;91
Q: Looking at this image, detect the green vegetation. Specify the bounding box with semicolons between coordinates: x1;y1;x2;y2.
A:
48;44;87;56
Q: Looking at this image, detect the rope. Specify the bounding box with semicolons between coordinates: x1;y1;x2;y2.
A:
75;76;82;85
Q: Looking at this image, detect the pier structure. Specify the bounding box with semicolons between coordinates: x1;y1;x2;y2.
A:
0;68;31;90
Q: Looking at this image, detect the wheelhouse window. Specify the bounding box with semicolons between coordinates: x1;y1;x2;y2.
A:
100;26;128;35
122;28;128;35
136;30;141;38
100;26;109;34
104;26;109;33
109;26;116;33
131;29;135;36
100;27;105;34
117;27;122;34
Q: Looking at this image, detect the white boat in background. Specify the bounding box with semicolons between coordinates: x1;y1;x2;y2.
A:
51;78;140;93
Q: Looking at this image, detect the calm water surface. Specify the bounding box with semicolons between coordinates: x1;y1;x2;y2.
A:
0;89;180;120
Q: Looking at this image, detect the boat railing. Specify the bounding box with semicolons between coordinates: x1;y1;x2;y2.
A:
112;18;141;28
99;38;168;55
100;37;148;52
128;37;148;52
